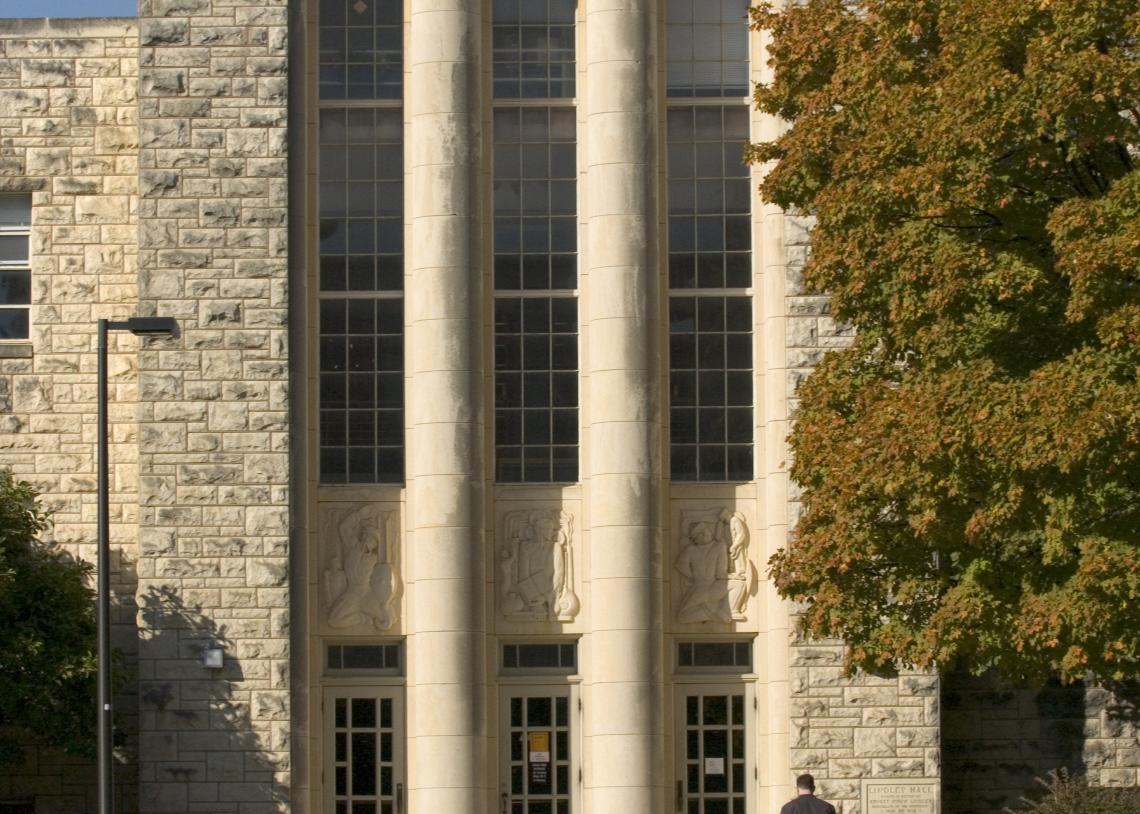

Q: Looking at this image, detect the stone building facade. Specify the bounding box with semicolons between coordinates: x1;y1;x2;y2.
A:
0;3;1132;814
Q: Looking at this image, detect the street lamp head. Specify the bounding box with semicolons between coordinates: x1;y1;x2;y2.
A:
123;316;178;336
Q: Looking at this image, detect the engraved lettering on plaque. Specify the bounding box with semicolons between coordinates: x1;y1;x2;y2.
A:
862;779;939;814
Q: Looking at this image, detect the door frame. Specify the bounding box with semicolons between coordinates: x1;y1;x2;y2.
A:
322;684;407;814
671;677;757;814
497;677;583;814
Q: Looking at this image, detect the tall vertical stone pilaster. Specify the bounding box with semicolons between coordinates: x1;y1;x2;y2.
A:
406;0;487;811
582;1;661;810
135;0;291;810
755;15;794;809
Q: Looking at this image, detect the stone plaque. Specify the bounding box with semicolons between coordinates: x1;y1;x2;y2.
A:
862;779;939;814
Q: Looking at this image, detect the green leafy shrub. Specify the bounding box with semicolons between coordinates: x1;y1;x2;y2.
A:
1006;769;1140;814
0;472;98;766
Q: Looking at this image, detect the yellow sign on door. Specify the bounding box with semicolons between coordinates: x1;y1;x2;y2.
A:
528;731;550;763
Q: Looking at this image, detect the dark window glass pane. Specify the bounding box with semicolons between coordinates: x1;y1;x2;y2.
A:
699;444;726;480
672;408;697;444
725;445;752;481
551;446;577;482
0;309;28;340
523;447;551;480
559;644;576;669
0;195;31;227
322;448;347;483
672;445;697;480
672;371;696;406
352;697;376;728
725;406;751;442
703;695;728;726
527;696;552;726
0;270;31;304
706;798;729;814
352;733;377;795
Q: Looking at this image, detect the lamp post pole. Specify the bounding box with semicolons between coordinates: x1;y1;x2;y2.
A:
96;316;177;814
96;319;112;814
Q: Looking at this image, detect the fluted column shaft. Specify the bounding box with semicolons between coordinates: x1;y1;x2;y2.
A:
406;1;486;811
583;1;661;811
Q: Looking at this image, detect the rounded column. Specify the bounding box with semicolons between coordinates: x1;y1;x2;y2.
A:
406;1;486;811
756;9;793;808
583;0;661;811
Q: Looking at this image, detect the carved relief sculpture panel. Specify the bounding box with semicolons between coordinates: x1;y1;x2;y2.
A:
320;503;400;632
498;509;581;622
674;508;755;624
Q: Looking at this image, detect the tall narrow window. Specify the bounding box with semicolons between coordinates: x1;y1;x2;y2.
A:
0;196;31;341
493;0;578;483
666;0;753;482
318;0;404;483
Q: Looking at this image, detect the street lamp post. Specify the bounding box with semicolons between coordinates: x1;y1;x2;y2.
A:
97;316;177;814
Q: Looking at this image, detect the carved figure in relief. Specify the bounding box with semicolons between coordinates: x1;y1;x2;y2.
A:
323;504;399;631
499;509;580;621
721;509;754;621
675;508;754;623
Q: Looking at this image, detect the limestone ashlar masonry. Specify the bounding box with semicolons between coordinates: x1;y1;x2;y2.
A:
0;18;142;813
135;0;291;810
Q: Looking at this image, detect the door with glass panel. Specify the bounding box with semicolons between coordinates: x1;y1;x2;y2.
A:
324;688;404;814
675;686;749;814
500;687;572;814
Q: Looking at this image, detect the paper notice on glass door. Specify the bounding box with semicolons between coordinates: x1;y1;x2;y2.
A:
705;757;725;775
528;731;550;763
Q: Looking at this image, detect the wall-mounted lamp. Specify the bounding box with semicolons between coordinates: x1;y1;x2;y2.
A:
202;646;225;670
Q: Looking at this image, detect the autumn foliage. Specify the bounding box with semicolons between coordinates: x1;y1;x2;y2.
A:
754;0;1140;682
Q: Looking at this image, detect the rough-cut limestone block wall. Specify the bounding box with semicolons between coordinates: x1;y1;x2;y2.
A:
0;19;141;814
787;638;941;812
942;673;1140;814
134;0;291;810
780;212;941;813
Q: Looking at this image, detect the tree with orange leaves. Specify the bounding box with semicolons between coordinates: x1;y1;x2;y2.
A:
754;0;1140;683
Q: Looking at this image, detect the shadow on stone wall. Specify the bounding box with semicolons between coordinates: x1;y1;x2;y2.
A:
941;670;1087;814
136;584;287;812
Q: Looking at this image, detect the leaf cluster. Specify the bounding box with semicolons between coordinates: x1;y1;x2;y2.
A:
755;0;1140;682
0;472;98;765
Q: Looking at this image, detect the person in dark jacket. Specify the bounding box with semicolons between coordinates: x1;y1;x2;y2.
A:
780;774;836;814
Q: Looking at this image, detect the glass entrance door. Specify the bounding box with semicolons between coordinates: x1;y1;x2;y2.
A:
324;688;404;814
675;688;748;814
501;688;572;814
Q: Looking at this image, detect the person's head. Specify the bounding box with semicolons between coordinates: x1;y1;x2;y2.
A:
796;774;816;795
